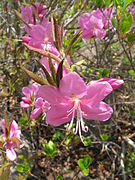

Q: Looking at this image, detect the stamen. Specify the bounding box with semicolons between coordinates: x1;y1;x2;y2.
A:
73;120;79;135
66;108;75;132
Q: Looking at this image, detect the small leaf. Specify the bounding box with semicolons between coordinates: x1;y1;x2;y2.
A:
128;69;135;76
22;66;49;85
56;60;63;88
48;55;56;83
65;30;82;56
112;16;118;29
78;155;92;176
100;133;109;141
36;60;55;86
43;140;57;158
119;13;133;35
16;164;24;173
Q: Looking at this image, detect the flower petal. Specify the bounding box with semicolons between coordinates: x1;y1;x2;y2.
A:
59;72;87;98
95;78;124;90
81;101;113;121
86;81;113;103
35;97;44;108
6;146;17;161
22;87;31;97
30;108;42;119
38;85;62;104
46;103;73;126
20;101;30;108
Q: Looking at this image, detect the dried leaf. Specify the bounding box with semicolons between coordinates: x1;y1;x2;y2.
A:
65;30;82;56
36;60;55;86
24;44;61;63
48;55;56;83
56;60;63;88
22;66;49;85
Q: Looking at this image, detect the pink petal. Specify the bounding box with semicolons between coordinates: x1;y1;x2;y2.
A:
6;147;17;161
81;101;113;121
46;103;73;126
59;72;87;98
30;108;42;119
29;84;39;96
86;81;113;103
94;28;106;39
35;97;43;108
38;85;62;104
22;97;32;104
22;87;31;97
97;78;124;90
20;101;30;108
22;36;31;44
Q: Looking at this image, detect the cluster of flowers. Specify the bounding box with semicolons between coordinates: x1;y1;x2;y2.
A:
20;2;124;143
0;2;124;162
78;8;113;39
0;119;21;161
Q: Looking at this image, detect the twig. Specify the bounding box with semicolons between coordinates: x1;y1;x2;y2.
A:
120;140;126;180
124;138;135;149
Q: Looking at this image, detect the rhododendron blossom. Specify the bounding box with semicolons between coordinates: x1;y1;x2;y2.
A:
78;9;106;39
1;119;21;161
38;72;124;142
90;78;124;90
30;97;50;119
20;84;39;108
102;7;113;28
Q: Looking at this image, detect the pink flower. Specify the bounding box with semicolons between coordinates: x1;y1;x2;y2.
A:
102;8;113;28
20;84;39;108
21;2;47;25
1;119;21;161
22;24;58;53
30;97;50;119
38;72;120;142
78;9;106;39
90;78;124;90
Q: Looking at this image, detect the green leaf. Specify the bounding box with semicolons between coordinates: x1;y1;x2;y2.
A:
100;133;109;141
52;131;63;141
56;176;63;180
16;164;24;173
78;155;92;176
95;0;104;8
127;32;135;45
128;69;135;76
83;155;93;168
98;69;110;78
119;13;133;35
43;140;57;158
123;0;133;12
104;0;111;7
112;16;118;29
16;163;29;173
19;117;28;127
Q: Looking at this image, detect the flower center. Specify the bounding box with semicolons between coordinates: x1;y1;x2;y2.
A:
66;97;88;143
